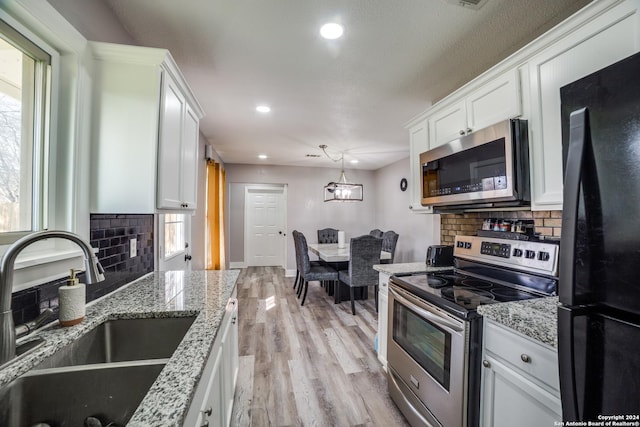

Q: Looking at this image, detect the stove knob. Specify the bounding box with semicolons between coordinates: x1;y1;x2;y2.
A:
464;242;472;249
525;250;536;259
537;251;550;261
513;248;523;257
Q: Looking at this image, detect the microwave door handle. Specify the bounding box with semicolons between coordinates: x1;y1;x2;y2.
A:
390;288;464;333
560;107;588;306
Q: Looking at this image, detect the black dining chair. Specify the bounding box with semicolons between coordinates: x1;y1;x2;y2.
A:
297;232;339;306
381;230;399;264
369;229;383;239
337;235;383;315
317;228;339;243
292;230;323;293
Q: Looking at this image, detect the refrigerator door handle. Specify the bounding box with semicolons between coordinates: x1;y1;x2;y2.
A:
560;107;589;305
558;306;580;421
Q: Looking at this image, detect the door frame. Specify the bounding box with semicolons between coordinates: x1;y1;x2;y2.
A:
243;184;287;268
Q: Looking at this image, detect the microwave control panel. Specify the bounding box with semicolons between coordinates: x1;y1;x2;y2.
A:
454;235;558;277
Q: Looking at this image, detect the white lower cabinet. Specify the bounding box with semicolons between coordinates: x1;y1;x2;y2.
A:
377;273;390;370
480;319;561;427
184;293;239;427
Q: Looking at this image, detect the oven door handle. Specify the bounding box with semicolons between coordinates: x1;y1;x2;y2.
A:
390;287;464;333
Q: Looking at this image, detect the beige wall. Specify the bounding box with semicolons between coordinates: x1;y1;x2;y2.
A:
226;159;443;273
373;157;441;262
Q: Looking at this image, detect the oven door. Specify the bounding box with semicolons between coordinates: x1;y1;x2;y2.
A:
387;283;469;427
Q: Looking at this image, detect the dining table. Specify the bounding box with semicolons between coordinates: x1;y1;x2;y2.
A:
308;243;392;303
308;243;392;262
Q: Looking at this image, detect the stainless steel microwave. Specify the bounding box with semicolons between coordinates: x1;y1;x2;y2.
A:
420;119;530;212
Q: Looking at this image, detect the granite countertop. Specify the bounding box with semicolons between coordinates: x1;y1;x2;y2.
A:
0;269;240;426
477;296;559;348
373;262;453;276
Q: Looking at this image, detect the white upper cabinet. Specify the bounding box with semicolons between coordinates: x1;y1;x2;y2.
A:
466;69;522;134
427;99;467;149
406;0;640;213
428;69;521;149
89;41;204;214
527;0;640;210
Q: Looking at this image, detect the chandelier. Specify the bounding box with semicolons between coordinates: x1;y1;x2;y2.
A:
320;145;363;202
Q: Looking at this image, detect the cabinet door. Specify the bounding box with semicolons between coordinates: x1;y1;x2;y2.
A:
221;298;239;426
157;75;186;209
428;99;466;149
527;2;640;210
466;69;521;132
481;355;561;427
181;104;200;209
377;291;389;370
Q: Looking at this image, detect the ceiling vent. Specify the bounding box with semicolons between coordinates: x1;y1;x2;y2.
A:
445;0;488;10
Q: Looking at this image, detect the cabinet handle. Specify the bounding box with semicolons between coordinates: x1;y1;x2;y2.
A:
482;360;490;368
185;254;192;261
203;407;212;416
520;354;531;363
466;128;472;134
459;130;465;136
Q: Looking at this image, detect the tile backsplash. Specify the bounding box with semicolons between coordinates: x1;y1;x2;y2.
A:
11;214;154;325
440;210;562;245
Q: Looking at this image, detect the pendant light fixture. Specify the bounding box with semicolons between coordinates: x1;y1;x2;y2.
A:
320;145;363;202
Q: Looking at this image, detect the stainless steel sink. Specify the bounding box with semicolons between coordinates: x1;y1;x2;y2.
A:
0;315;197;426
0;361;165;427
34;316;196;369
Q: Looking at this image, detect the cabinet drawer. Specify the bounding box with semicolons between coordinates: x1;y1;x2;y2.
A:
484;320;559;392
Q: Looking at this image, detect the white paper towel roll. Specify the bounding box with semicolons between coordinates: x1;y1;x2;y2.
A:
59;283;86;327
338;231;345;248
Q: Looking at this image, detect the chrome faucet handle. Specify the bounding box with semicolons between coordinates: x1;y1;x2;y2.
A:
15;308;54;339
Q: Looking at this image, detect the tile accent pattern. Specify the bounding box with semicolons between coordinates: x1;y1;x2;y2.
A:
10;214;154;325
0;270;240;427
440;210;562;245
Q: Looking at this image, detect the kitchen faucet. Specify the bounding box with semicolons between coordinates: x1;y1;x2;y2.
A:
0;230;105;366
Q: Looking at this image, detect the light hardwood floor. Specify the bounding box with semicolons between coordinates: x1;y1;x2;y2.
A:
230;266;410;427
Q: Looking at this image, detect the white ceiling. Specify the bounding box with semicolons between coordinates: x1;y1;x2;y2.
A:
49;0;590;170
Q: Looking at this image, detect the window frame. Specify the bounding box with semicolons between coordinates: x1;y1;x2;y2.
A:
0;18;52;244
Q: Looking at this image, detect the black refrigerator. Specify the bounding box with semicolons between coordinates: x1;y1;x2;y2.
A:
559;51;640;422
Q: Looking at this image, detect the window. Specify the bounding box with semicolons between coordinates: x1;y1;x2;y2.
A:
164;213;186;259
0;19;51;244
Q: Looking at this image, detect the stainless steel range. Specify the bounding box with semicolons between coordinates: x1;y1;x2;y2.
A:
387;234;559;427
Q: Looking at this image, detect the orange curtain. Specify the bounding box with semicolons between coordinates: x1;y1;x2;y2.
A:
206;160;226;269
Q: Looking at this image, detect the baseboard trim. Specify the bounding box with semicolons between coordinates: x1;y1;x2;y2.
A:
229;262;247;269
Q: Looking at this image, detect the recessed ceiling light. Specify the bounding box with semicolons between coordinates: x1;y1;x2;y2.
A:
258;154;268;159
256;105;271;113
350;159;359;164
320;23;344;40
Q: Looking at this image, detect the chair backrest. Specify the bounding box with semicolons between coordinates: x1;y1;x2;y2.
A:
369;229;383;239
381;230;399;262
317;228;339;243
297;232;313;275
348;235;383;286
292;230;302;272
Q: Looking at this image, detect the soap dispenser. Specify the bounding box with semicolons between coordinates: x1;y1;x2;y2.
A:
58;269;86;326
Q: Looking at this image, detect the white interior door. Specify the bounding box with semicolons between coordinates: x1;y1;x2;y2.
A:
245;186;286;267
158;213;192;271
